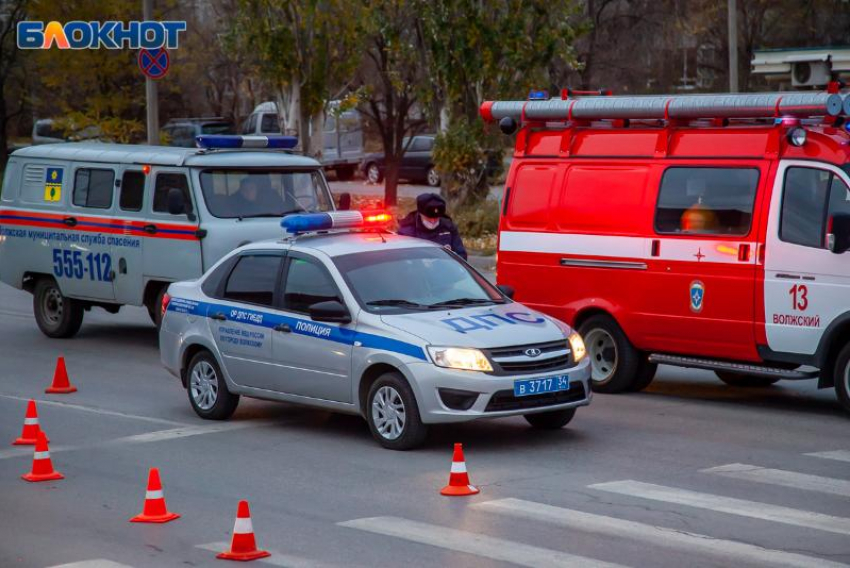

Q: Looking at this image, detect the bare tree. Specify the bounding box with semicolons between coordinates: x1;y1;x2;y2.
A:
0;0;29;169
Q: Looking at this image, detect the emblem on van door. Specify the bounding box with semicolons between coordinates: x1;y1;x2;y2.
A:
690;280;705;313
524;348;542;358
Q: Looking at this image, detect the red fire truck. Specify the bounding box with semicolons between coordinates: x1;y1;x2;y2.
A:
480;90;850;413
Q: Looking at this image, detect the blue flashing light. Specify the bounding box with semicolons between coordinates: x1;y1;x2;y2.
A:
195;135;299;150
528;90;549;100
844;122;850;134
281;210;392;234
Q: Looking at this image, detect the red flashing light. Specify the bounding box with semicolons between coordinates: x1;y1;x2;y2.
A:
142;165;151;175
363;212;392;224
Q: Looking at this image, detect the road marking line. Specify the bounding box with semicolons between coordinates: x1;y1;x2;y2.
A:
0;394;187;427
807;450;850;464
196;542;340;568
338;516;627;568
47;561;134;568
0;422;270;461
473;498;848;568
703;463;850;498
590;480;850;536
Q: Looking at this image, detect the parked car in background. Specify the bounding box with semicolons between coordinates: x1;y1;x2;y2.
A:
161;118;235;147
32;119;103;145
361;135;440;187
243;101;365;181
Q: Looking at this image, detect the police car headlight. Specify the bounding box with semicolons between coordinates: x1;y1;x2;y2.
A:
427;347;493;372
568;332;586;363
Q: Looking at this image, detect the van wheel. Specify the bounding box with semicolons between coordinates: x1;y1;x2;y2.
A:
33;279;84;338
578;315;640;393
146;287;167;328
366;372;428;450
524;408;576;429
833;343;850;413
187;351;239;420
715;371;779;388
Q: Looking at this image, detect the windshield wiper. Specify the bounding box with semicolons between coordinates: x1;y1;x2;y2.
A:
235;208;306;220
428;298;503;308
367;299;435;310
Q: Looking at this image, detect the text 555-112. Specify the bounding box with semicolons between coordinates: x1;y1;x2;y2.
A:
52;249;112;282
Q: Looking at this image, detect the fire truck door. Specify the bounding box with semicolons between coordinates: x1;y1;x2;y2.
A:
763;161;850;357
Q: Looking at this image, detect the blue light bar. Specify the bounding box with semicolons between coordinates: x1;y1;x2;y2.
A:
195;135;298;150
281;210;391;234
528;90;549;100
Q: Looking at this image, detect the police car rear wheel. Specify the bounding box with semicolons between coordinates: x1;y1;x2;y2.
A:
367;372;427;450
187;351;239;420
524;408;576;429
578;315;641;394
833;343;850;413
714;371;780;388
33;279;84;338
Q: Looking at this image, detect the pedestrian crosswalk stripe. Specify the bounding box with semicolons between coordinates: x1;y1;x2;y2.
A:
47;561;134;568
473;498;846;568
338;516;627;568
703;463;850;498
196;542;339;567
806;450;850;464
590;480;850;536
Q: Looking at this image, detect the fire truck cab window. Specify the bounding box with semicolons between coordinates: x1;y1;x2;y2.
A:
655;168;759;236
780;167;847;249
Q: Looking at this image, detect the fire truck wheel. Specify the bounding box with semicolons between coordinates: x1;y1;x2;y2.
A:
834;342;850;413
630;360;657;392
714;371;779;388
578;315;641;393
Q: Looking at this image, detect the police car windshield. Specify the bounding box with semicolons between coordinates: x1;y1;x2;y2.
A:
334;247;504;314
199;169;332;219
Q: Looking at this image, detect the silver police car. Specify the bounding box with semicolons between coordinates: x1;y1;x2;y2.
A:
160;211;592;449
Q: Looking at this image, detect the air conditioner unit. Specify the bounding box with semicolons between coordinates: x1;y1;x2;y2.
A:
792;61;831;87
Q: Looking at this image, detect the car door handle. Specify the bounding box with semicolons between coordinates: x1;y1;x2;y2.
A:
63;217;77;227
143;224;157;234
210;312;227;321
274;323;291;333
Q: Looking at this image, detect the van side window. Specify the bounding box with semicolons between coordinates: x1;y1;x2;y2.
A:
780;168;831;248
153;173;193;215
282;256;341;314
507;165;557;229
261;114;279;133
828;175;850;221
655;167;759;236
119;171;146;211
223;254;281;307
73;168;115;209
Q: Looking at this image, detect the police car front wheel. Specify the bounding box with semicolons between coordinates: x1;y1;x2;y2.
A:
187;351;239;420
33;279;84;338
524;408;576;429
366;372;428;450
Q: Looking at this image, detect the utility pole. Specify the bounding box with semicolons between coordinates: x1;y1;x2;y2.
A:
143;0;159;144
728;0;739;92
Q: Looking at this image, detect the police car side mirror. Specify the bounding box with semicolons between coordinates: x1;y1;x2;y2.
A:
309;300;352;324
497;284;515;299
166;187;187;216
828;214;850;254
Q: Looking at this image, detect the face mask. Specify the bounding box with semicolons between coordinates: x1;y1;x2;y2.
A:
421;215;440;230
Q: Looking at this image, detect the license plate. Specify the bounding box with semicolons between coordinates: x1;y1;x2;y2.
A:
513;375;570;397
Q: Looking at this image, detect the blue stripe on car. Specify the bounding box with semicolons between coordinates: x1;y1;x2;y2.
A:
167;297;427;361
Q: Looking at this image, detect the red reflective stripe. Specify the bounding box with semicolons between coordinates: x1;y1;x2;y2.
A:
0;209;199;240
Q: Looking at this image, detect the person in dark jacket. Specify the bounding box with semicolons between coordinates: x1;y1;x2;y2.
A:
398;193;467;259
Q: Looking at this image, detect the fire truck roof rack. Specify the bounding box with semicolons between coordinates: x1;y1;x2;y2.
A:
480;91;849;124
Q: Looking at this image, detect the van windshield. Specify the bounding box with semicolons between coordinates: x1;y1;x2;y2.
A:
199;169;333;219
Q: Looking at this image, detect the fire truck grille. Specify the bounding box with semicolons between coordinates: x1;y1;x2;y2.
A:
485;383;586;412
486;340;573;375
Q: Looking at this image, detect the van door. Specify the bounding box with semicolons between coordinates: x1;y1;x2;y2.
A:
643;165;763;360
143;169;203;286
61;165;117;301
111;168;147;305
763;161;850;357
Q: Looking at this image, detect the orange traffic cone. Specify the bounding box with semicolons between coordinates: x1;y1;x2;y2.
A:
217;500;271;561
45;356;77;394
22;431;63;482
440;443;479;496
130;467;180;523
12;399;49;446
